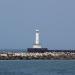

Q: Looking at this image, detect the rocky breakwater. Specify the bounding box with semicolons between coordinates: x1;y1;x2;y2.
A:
0;52;75;60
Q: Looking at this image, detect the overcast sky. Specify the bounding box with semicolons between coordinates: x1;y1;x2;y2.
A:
0;0;75;49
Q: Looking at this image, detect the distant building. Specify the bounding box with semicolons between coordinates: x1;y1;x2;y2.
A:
27;29;48;52
33;29;42;48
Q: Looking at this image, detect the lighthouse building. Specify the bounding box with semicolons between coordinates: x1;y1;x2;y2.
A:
33;29;42;48
27;29;48;52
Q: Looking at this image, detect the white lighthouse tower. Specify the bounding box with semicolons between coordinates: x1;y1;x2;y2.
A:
33;29;42;48
27;29;48;52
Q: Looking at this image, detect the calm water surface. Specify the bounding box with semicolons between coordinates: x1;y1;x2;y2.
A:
0;60;75;75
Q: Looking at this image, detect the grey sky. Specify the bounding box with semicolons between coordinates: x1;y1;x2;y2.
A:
0;0;75;49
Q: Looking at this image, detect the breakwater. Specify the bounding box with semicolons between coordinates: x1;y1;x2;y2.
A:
0;51;75;60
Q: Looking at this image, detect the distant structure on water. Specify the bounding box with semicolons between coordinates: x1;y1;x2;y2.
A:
27;29;48;52
33;29;42;48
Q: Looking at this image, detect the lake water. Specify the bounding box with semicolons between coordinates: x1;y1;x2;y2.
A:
0;60;75;75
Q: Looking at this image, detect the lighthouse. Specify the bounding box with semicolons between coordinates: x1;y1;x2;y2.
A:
27;29;48;52
33;29;42;48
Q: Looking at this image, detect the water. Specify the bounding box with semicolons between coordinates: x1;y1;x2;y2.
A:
0;60;75;75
